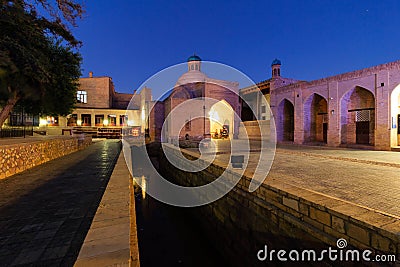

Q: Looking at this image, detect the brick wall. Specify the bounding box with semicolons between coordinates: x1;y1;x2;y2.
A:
77;77;113;109
159;145;400;266
269;60;400;150
238;121;271;140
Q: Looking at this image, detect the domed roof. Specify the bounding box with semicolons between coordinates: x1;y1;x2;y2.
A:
271;58;281;66
188;54;201;62
176;70;207;86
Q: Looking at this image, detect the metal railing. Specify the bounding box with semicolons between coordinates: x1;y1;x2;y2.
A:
0;126;34;138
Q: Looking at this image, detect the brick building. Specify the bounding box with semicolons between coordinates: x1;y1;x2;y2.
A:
39;72;152;137
240;59;400;150
149;55;241;142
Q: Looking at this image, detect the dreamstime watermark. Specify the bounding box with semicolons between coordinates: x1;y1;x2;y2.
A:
257;238;397;263
122;61;276;207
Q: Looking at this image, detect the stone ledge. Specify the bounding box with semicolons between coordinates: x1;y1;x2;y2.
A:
0;135;92;179
74;152;138;267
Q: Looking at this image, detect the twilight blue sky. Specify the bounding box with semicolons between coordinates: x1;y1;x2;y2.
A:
72;0;400;98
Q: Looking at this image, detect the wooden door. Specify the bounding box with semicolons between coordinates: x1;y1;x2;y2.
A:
356;121;369;144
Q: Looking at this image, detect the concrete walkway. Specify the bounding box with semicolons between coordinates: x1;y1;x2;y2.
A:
0;140;121;266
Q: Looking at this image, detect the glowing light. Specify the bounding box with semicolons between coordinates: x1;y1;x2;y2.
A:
76;119;82;126
209;100;234;137
141;108;145;121
39;118;48;126
209;110;220;122
103;119;109;126
390;85;400;147
127;120;134;126
141;175;147;199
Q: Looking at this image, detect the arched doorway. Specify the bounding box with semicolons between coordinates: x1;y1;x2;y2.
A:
390;84;400;147
304;94;328;143
340;86;375;145
209;100;234;139
277;99;294;141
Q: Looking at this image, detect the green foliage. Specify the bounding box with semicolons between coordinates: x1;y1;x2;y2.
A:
14;41;82;116
0;1;82;119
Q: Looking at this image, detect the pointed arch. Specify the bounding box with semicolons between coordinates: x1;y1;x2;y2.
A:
390;84;400;147
304;93;328;143
340;86;375;145
170;86;191;99
209;100;234;138
277;98;294;142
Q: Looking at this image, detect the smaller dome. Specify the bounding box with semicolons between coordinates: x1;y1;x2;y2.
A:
271;58;281;66
188;54;201;62
176;70;207;86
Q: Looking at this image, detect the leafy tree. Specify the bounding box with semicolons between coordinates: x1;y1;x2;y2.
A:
0;0;83;127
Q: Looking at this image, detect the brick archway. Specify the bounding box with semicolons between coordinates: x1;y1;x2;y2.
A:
340;86;375;145
304;94;328;143
209;100;234;139
390;84;400;147
277;99;294;142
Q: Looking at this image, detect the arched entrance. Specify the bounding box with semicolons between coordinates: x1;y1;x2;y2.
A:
340;86;375;145
209;100;234;139
390;84;400;147
304;94;328;143
277;99;294;141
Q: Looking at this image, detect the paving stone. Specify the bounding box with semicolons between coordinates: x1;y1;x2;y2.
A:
11;247;45;265
20;223;44;233
41;245;70;260
0;140;121;265
0;253;20;266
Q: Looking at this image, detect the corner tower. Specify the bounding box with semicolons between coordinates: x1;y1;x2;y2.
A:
187;54;202;71
271;58;281;78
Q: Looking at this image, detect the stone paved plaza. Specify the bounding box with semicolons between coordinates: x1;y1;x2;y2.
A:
0;140;120;266
206;140;400;218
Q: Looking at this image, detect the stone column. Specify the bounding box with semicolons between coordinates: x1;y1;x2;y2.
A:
294;87;304;144
328;81;341;146
375;71;391;150
91;110;96;127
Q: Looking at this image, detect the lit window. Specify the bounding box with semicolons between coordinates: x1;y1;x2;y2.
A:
77;90;87;103
108;115;116;126
95;115;104;126
46;116;59;126
120;115;128;126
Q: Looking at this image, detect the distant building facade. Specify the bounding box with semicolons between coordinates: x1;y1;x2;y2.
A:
149;55;241;142
240;59;400;150
38;72;152;136
18;55;400;150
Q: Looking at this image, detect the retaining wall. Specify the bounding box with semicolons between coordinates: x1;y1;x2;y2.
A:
0;136;92;179
238;121;271;140
159;145;400;266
